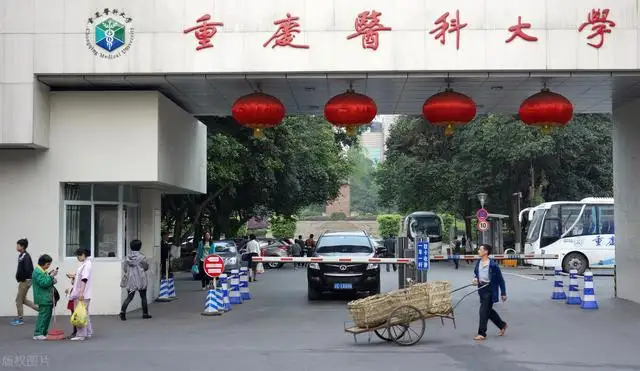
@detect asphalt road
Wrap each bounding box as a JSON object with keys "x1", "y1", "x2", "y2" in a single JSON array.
[{"x1": 1, "y1": 262, "x2": 639, "y2": 371}]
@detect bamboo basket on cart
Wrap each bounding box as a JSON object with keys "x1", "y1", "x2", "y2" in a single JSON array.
[{"x1": 347, "y1": 281, "x2": 453, "y2": 329}]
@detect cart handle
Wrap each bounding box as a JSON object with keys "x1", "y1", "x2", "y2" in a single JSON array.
[{"x1": 451, "y1": 284, "x2": 489, "y2": 311}]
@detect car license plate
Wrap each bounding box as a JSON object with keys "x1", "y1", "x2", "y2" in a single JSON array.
[{"x1": 334, "y1": 283, "x2": 353, "y2": 290}]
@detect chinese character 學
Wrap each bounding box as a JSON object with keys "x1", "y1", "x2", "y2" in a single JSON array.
[
  {"x1": 506, "y1": 16, "x2": 538, "y2": 43},
  {"x1": 263, "y1": 13, "x2": 309, "y2": 49},
  {"x1": 346, "y1": 10, "x2": 392, "y2": 51},
  {"x1": 183, "y1": 14, "x2": 224, "y2": 51},
  {"x1": 429, "y1": 10, "x2": 467, "y2": 50},
  {"x1": 578, "y1": 8, "x2": 616, "y2": 49}
]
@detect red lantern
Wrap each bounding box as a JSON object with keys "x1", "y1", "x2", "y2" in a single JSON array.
[
  {"x1": 232, "y1": 92, "x2": 285, "y2": 138},
  {"x1": 519, "y1": 89, "x2": 573, "y2": 134},
  {"x1": 324, "y1": 89, "x2": 377, "y2": 136},
  {"x1": 422, "y1": 88, "x2": 476, "y2": 136}
]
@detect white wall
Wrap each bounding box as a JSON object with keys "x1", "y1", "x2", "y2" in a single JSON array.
[
  {"x1": 0, "y1": 91, "x2": 206, "y2": 315},
  {"x1": 157, "y1": 94, "x2": 208, "y2": 193},
  {"x1": 612, "y1": 99, "x2": 640, "y2": 304}
]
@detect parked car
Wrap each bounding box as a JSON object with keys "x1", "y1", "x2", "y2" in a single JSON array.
[
  {"x1": 191, "y1": 240, "x2": 242, "y2": 280},
  {"x1": 307, "y1": 231, "x2": 380, "y2": 300},
  {"x1": 260, "y1": 241, "x2": 292, "y2": 269}
]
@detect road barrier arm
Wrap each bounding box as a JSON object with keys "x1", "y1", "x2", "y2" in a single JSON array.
[{"x1": 251, "y1": 254, "x2": 558, "y2": 264}]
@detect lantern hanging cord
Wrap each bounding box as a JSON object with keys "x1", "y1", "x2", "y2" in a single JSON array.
[{"x1": 255, "y1": 83, "x2": 262, "y2": 93}]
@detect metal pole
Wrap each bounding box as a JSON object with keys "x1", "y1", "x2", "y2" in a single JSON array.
[
  {"x1": 540, "y1": 249, "x2": 546, "y2": 280},
  {"x1": 614, "y1": 264, "x2": 617, "y2": 298}
]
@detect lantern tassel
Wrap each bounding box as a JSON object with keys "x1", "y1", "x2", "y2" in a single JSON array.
[
  {"x1": 540, "y1": 125, "x2": 552, "y2": 135},
  {"x1": 444, "y1": 124, "x2": 455, "y2": 136},
  {"x1": 253, "y1": 128, "x2": 264, "y2": 138},
  {"x1": 345, "y1": 127, "x2": 357, "y2": 136}
]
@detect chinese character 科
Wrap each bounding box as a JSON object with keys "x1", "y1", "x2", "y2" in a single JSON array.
[
  {"x1": 578, "y1": 8, "x2": 616, "y2": 49},
  {"x1": 429, "y1": 10, "x2": 468, "y2": 50},
  {"x1": 593, "y1": 235, "x2": 603, "y2": 247},
  {"x1": 506, "y1": 16, "x2": 538, "y2": 43},
  {"x1": 607, "y1": 235, "x2": 615, "y2": 246},
  {"x1": 263, "y1": 13, "x2": 309, "y2": 49},
  {"x1": 183, "y1": 14, "x2": 224, "y2": 51},
  {"x1": 346, "y1": 10, "x2": 392, "y2": 51}
]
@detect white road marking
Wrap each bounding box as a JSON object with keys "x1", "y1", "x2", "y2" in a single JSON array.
[{"x1": 504, "y1": 272, "x2": 538, "y2": 281}]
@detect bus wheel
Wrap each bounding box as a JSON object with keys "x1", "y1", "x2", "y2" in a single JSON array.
[{"x1": 563, "y1": 252, "x2": 588, "y2": 275}]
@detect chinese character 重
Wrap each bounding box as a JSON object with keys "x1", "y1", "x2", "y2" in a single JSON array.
[
  {"x1": 184, "y1": 14, "x2": 224, "y2": 51},
  {"x1": 263, "y1": 13, "x2": 309, "y2": 49},
  {"x1": 578, "y1": 8, "x2": 615, "y2": 49},
  {"x1": 593, "y1": 235, "x2": 603, "y2": 247},
  {"x1": 429, "y1": 10, "x2": 468, "y2": 50},
  {"x1": 506, "y1": 16, "x2": 538, "y2": 43},
  {"x1": 346, "y1": 10, "x2": 392, "y2": 51}
]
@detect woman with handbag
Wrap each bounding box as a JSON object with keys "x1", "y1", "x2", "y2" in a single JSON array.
[
  {"x1": 68, "y1": 248, "x2": 93, "y2": 341},
  {"x1": 120, "y1": 239, "x2": 152, "y2": 321}
]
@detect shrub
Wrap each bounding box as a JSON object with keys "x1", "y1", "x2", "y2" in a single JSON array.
[
  {"x1": 377, "y1": 214, "x2": 402, "y2": 238},
  {"x1": 269, "y1": 215, "x2": 297, "y2": 238},
  {"x1": 329, "y1": 212, "x2": 347, "y2": 220}
]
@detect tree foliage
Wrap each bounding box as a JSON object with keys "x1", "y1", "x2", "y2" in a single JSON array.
[
  {"x1": 348, "y1": 146, "x2": 380, "y2": 215},
  {"x1": 163, "y1": 115, "x2": 351, "y2": 242},
  {"x1": 377, "y1": 214, "x2": 402, "y2": 238},
  {"x1": 377, "y1": 114, "x2": 614, "y2": 228},
  {"x1": 269, "y1": 215, "x2": 297, "y2": 238}
]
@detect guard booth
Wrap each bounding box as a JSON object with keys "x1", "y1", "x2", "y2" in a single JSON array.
[{"x1": 476, "y1": 213, "x2": 509, "y2": 254}]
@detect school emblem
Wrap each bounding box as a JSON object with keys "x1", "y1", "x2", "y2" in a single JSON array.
[{"x1": 85, "y1": 8, "x2": 135, "y2": 59}]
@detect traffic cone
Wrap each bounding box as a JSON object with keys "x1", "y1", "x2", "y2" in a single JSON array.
[
  {"x1": 581, "y1": 271, "x2": 599, "y2": 310},
  {"x1": 551, "y1": 266, "x2": 567, "y2": 300},
  {"x1": 240, "y1": 267, "x2": 252, "y2": 301},
  {"x1": 229, "y1": 269, "x2": 243, "y2": 305},
  {"x1": 219, "y1": 274, "x2": 232, "y2": 312},
  {"x1": 167, "y1": 277, "x2": 177, "y2": 300},
  {"x1": 566, "y1": 269, "x2": 582, "y2": 305},
  {"x1": 156, "y1": 279, "x2": 172, "y2": 302},
  {"x1": 201, "y1": 289, "x2": 222, "y2": 316}
]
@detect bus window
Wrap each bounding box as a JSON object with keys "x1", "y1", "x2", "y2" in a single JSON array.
[
  {"x1": 566, "y1": 205, "x2": 597, "y2": 237},
  {"x1": 598, "y1": 205, "x2": 615, "y2": 234},
  {"x1": 526, "y1": 210, "x2": 545, "y2": 243},
  {"x1": 558, "y1": 205, "x2": 583, "y2": 235},
  {"x1": 540, "y1": 218, "x2": 561, "y2": 248}
]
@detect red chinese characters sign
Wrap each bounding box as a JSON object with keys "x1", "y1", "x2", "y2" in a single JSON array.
[
  {"x1": 264, "y1": 13, "x2": 309, "y2": 49},
  {"x1": 184, "y1": 8, "x2": 619, "y2": 52},
  {"x1": 346, "y1": 10, "x2": 392, "y2": 51},
  {"x1": 506, "y1": 16, "x2": 538, "y2": 43},
  {"x1": 184, "y1": 14, "x2": 224, "y2": 51},
  {"x1": 578, "y1": 8, "x2": 615, "y2": 49},
  {"x1": 429, "y1": 10, "x2": 467, "y2": 50}
]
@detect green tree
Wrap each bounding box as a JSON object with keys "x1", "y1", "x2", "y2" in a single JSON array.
[
  {"x1": 348, "y1": 146, "x2": 380, "y2": 215},
  {"x1": 269, "y1": 215, "x2": 297, "y2": 238},
  {"x1": 377, "y1": 214, "x2": 402, "y2": 238}
]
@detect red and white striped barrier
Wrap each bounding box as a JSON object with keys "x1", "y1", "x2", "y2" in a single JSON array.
[{"x1": 251, "y1": 254, "x2": 558, "y2": 264}]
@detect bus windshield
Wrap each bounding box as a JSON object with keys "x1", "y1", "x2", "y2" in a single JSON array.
[
  {"x1": 526, "y1": 209, "x2": 545, "y2": 243},
  {"x1": 414, "y1": 217, "x2": 442, "y2": 237}
]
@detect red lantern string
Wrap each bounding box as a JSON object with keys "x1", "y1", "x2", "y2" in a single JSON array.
[
  {"x1": 519, "y1": 88, "x2": 573, "y2": 134},
  {"x1": 232, "y1": 92, "x2": 285, "y2": 138},
  {"x1": 422, "y1": 89, "x2": 476, "y2": 136}
]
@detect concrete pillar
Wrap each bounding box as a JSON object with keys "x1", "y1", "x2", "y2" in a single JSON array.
[{"x1": 613, "y1": 99, "x2": 640, "y2": 303}]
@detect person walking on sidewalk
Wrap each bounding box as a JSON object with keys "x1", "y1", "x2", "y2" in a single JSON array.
[
  {"x1": 120, "y1": 239, "x2": 152, "y2": 321},
  {"x1": 11, "y1": 238, "x2": 38, "y2": 326},
  {"x1": 472, "y1": 244, "x2": 507, "y2": 341},
  {"x1": 32, "y1": 254, "x2": 57, "y2": 340},
  {"x1": 246, "y1": 234, "x2": 260, "y2": 282}
]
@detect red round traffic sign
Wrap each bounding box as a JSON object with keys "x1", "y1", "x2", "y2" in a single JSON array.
[
  {"x1": 477, "y1": 220, "x2": 489, "y2": 232},
  {"x1": 476, "y1": 208, "x2": 488, "y2": 220},
  {"x1": 203, "y1": 254, "x2": 225, "y2": 278}
]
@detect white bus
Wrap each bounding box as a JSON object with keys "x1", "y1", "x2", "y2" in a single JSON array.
[
  {"x1": 521, "y1": 197, "x2": 614, "y2": 274},
  {"x1": 403, "y1": 211, "x2": 445, "y2": 257}
]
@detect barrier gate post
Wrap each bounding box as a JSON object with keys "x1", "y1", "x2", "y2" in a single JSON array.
[{"x1": 397, "y1": 237, "x2": 409, "y2": 289}]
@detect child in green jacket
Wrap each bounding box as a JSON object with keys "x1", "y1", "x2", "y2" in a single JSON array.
[{"x1": 32, "y1": 254, "x2": 58, "y2": 340}]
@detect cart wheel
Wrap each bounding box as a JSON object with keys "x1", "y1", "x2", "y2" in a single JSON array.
[
  {"x1": 387, "y1": 305, "x2": 425, "y2": 346},
  {"x1": 374, "y1": 328, "x2": 396, "y2": 342}
]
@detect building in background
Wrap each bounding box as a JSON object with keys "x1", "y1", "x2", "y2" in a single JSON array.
[{"x1": 325, "y1": 183, "x2": 351, "y2": 217}]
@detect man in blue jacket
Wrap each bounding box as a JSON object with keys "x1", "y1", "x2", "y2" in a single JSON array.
[{"x1": 472, "y1": 244, "x2": 507, "y2": 341}]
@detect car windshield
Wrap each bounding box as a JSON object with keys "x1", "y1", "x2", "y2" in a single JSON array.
[
  {"x1": 212, "y1": 242, "x2": 237, "y2": 254},
  {"x1": 316, "y1": 235, "x2": 373, "y2": 254}
]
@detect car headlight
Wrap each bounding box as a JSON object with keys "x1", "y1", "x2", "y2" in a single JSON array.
[
  {"x1": 367, "y1": 264, "x2": 378, "y2": 270},
  {"x1": 309, "y1": 263, "x2": 320, "y2": 270},
  {"x1": 225, "y1": 257, "x2": 237, "y2": 265}
]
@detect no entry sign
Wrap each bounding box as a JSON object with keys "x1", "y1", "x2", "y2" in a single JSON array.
[{"x1": 203, "y1": 254, "x2": 225, "y2": 278}]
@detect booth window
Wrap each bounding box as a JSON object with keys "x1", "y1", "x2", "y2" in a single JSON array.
[{"x1": 63, "y1": 184, "x2": 140, "y2": 259}]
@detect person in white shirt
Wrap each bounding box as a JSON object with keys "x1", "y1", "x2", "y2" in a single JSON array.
[{"x1": 245, "y1": 234, "x2": 261, "y2": 282}]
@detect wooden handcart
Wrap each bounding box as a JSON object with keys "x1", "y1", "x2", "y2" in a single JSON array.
[{"x1": 344, "y1": 284, "x2": 487, "y2": 346}]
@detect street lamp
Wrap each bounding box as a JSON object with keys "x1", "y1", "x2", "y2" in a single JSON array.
[{"x1": 477, "y1": 193, "x2": 488, "y2": 208}]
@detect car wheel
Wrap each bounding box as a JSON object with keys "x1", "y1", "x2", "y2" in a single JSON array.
[
  {"x1": 267, "y1": 262, "x2": 281, "y2": 269},
  {"x1": 308, "y1": 284, "x2": 321, "y2": 301},
  {"x1": 563, "y1": 252, "x2": 588, "y2": 275}
]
